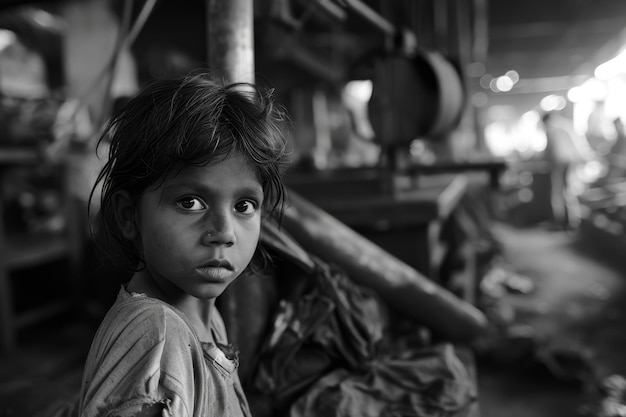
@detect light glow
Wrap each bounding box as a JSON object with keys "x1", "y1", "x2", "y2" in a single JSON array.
[
  {"x1": 595, "y1": 48, "x2": 626, "y2": 80},
  {"x1": 540, "y1": 94, "x2": 566, "y2": 112},
  {"x1": 495, "y1": 75, "x2": 514, "y2": 92},
  {"x1": 344, "y1": 80, "x2": 373, "y2": 102},
  {"x1": 0, "y1": 29, "x2": 16, "y2": 53}
]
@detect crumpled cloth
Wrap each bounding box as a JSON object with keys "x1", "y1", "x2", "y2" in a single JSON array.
[
  {"x1": 248, "y1": 251, "x2": 476, "y2": 417},
  {"x1": 290, "y1": 344, "x2": 474, "y2": 417},
  {"x1": 250, "y1": 261, "x2": 387, "y2": 412}
]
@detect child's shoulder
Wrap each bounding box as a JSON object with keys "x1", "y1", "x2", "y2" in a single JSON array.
[
  {"x1": 98, "y1": 286, "x2": 198, "y2": 347},
  {"x1": 81, "y1": 288, "x2": 208, "y2": 414}
]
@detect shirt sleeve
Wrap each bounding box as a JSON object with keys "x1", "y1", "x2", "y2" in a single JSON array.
[{"x1": 79, "y1": 301, "x2": 205, "y2": 417}]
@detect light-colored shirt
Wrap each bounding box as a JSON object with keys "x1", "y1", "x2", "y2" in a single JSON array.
[{"x1": 78, "y1": 286, "x2": 251, "y2": 417}]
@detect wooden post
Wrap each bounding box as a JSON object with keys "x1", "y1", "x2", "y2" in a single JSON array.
[{"x1": 206, "y1": 0, "x2": 255, "y2": 84}]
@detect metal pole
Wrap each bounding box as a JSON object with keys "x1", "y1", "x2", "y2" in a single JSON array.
[
  {"x1": 206, "y1": 0, "x2": 255, "y2": 83},
  {"x1": 206, "y1": 0, "x2": 261, "y2": 379}
]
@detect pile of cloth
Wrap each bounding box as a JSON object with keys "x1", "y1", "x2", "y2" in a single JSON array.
[{"x1": 243, "y1": 221, "x2": 477, "y2": 417}]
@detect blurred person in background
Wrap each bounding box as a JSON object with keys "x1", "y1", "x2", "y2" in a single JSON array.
[{"x1": 541, "y1": 111, "x2": 594, "y2": 231}]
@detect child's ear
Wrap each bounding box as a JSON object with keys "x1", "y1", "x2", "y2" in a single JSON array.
[{"x1": 112, "y1": 191, "x2": 137, "y2": 239}]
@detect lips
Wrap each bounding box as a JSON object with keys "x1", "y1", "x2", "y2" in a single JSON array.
[
  {"x1": 200, "y1": 259, "x2": 234, "y2": 270},
  {"x1": 196, "y1": 259, "x2": 235, "y2": 283}
]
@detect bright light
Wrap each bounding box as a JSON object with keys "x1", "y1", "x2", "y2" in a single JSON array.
[
  {"x1": 484, "y1": 71, "x2": 519, "y2": 92},
  {"x1": 568, "y1": 77, "x2": 607, "y2": 103},
  {"x1": 342, "y1": 80, "x2": 376, "y2": 142},
  {"x1": 495, "y1": 75, "x2": 514, "y2": 92},
  {"x1": 568, "y1": 77, "x2": 608, "y2": 133},
  {"x1": 505, "y1": 70, "x2": 520, "y2": 83},
  {"x1": 483, "y1": 108, "x2": 547, "y2": 158},
  {"x1": 344, "y1": 80, "x2": 373, "y2": 102},
  {"x1": 521, "y1": 110, "x2": 540, "y2": 125},
  {"x1": 605, "y1": 77, "x2": 626, "y2": 122},
  {"x1": 484, "y1": 121, "x2": 512, "y2": 157},
  {"x1": 0, "y1": 29, "x2": 16, "y2": 53},
  {"x1": 521, "y1": 110, "x2": 547, "y2": 153},
  {"x1": 540, "y1": 94, "x2": 566, "y2": 111},
  {"x1": 595, "y1": 48, "x2": 626, "y2": 80},
  {"x1": 568, "y1": 86, "x2": 584, "y2": 103},
  {"x1": 573, "y1": 99, "x2": 595, "y2": 135}
]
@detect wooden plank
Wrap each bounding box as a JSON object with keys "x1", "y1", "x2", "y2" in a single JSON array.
[{"x1": 281, "y1": 190, "x2": 488, "y2": 342}]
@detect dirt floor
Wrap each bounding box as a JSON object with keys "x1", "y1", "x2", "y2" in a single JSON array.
[{"x1": 476, "y1": 222, "x2": 626, "y2": 417}]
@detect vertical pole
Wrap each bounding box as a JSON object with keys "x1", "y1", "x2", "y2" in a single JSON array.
[
  {"x1": 206, "y1": 0, "x2": 266, "y2": 381},
  {"x1": 206, "y1": 0, "x2": 255, "y2": 84}
]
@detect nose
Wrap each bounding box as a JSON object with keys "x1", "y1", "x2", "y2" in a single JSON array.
[{"x1": 202, "y1": 209, "x2": 236, "y2": 246}]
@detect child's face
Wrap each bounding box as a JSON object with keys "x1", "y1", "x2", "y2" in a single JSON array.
[{"x1": 134, "y1": 153, "x2": 263, "y2": 300}]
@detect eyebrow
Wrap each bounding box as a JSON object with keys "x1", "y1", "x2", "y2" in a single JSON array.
[{"x1": 161, "y1": 181, "x2": 264, "y2": 198}]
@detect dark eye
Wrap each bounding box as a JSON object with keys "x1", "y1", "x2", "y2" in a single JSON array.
[
  {"x1": 177, "y1": 197, "x2": 205, "y2": 211},
  {"x1": 234, "y1": 200, "x2": 257, "y2": 215}
]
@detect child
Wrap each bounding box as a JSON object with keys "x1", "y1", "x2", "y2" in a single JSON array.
[{"x1": 78, "y1": 73, "x2": 289, "y2": 416}]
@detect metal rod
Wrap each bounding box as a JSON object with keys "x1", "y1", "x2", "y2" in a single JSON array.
[{"x1": 206, "y1": 0, "x2": 255, "y2": 83}]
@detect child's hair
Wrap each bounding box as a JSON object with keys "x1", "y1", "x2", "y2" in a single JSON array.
[{"x1": 89, "y1": 73, "x2": 290, "y2": 272}]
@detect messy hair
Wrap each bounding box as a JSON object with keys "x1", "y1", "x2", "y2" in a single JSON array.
[{"x1": 89, "y1": 73, "x2": 290, "y2": 272}]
